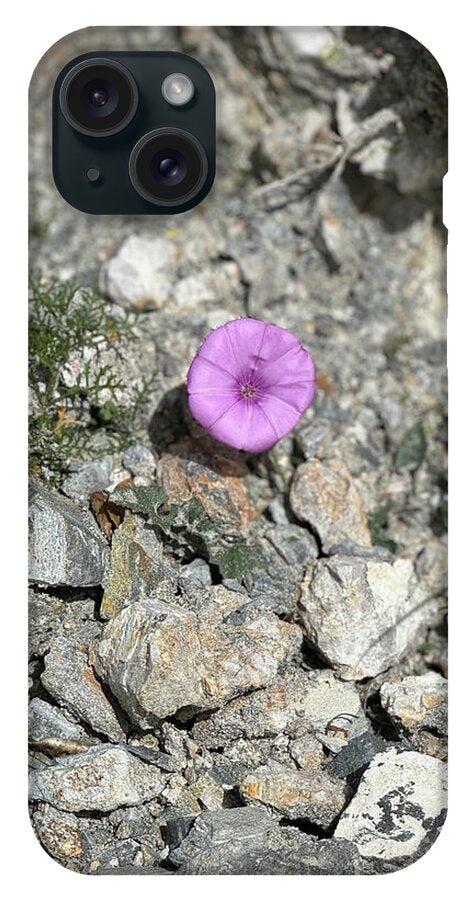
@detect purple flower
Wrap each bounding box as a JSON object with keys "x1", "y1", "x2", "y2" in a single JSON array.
[{"x1": 187, "y1": 318, "x2": 316, "y2": 452}]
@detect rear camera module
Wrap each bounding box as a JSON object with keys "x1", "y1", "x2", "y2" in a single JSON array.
[
  {"x1": 59, "y1": 58, "x2": 139, "y2": 137},
  {"x1": 129, "y1": 127, "x2": 208, "y2": 207}
]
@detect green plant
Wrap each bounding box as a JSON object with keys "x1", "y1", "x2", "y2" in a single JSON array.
[
  {"x1": 29, "y1": 279, "x2": 156, "y2": 485},
  {"x1": 109, "y1": 482, "x2": 266, "y2": 580},
  {"x1": 368, "y1": 503, "x2": 398, "y2": 554}
]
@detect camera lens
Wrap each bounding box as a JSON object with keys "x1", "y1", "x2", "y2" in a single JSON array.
[
  {"x1": 59, "y1": 58, "x2": 138, "y2": 137},
  {"x1": 129, "y1": 128, "x2": 208, "y2": 207},
  {"x1": 90, "y1": 88, "x2": 108, "y2": 107},
  {"x1": 159, "y1": 157, "x2": 179, "y2": 178}
]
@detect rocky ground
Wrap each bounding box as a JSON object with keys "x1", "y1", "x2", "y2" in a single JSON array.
[{"x1": 28, "y1": 26, "x2": 447, "y2": 874}]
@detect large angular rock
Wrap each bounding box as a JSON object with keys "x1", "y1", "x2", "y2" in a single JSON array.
[
  {"x1": 169, "y1": 806, "x2": 363, "y2": 875},
  {"x1": 290, "y1": 458, "x2": 371, "y2": 553},
  {"x1": 298, "y1": 556, "x2": 437, "y2": 679},
  {"x1": 240, "y1": 760, "x2": 349, "y2": 828},
  {"x1": 110, "y1": 439, "x2": 270, "y2": 563},
  {"x1": 42, "y1": 635, "x2": 125, "y2": 741},
  {"x1": 91, "y1": 600, "x2": 302, "y2": 727},
  {"x1": 100, "y1": 513, "x2": 177, "y2": 619},
  {"x1": 29, "y1": 480, "x2": 109, "y2": 586},
  {"x1": 334, "y1": 749, "x2": 447, "y2": 866},
  {"x1": 193, "y1": 669, "x2": 363, "y2": 749},
  {"x1": 99, "y1": 234, "x2": 174, "y2": 309},
  {"x1": 29, "y1": 745, "x2": 170, "y2": 812}
]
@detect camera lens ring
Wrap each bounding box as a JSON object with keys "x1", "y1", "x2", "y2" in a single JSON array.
[
  {"x1": 59, "y1": 57, "x2": 139, "y2": 137},
  {"x1": 129, "y1": 127, "x2": 209, "y2": 207}
]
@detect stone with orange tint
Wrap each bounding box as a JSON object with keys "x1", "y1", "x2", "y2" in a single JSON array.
[
  {"x1": 156, "y1": 438, "x2": 267, "y2": 544},
  {"x1": 290, "y1": 457, "x2": 371, "y2": 553},
  {"x1": 240, "y1": 760, "x2": 349, "y2": 828},
  {"x1": 91, "y1": 599, "x2": 302, "y2": 728}
]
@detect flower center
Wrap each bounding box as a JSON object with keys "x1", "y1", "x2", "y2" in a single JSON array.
[{"x1": 241, "y1": 382, "x2": 256, "y2": 399}]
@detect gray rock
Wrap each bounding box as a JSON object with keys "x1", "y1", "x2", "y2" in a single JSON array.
[
  {"x1": 122, "y1": 444, "x2": 156, "y2": 478},
  {"x1": 91, "y1": 599, "x2": 302, "y2": 727},
  {"x1": 99, "y1": 235, "x2": 174, "y2": 309},
  {"x1": 380, "y1": 672, "x2": 448, "y2": 736},
  {"x1": 334, "y1": 749, "x2": 447, "y2": 865},
  {"x1": 298, "y1": 556, "x2": 437, "y2": 679},
  {"x1": 29, "y1": 480, "x2": 109, "y2": 586},
  {"x1": 28, "y1": 589, "x2": 64, "y2": 657},
  {"x1": 29, "y1": 745, "x2": 170, "y2": 812},
  {"x1": 240, "y1": 760, "x2": 349, "y2": 828},
  {"x1": 263, "y1": 523, "x2": 318, "y2": 567},
  {"x1": 169, "y1": 806, "x2": 363, "y2": 874},
  {"x1": 62, "y1": 457, "x2": 114, "y2": 501},
  {"x1": 193, "y1": 668, "x2": 363, "y2": 749},
  {"x1": 242, "y1": 525, "x2": 318, "y2": 617},
  {"x1": 41, "y1": 635, "x2": 125, "y2": 741},
  {"x1": 290, "y1": 458, "x2": 371, "y2": 553},
  {"x1": 28, "y1": 698, "x2": 92, "y2": 748},
  {"x1": 178, "y1": 558, "x2": 212, "y2": 594}
]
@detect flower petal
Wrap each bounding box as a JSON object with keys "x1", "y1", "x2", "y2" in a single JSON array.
[
  {"x1": 209, "y1": 398, "x2": 282, "y2": 453},
  {"x1": 189, "y1": 391, "x2": 241, "y2": 431},
  {"x1": 265, "y1": 379, "x2": 316, "y2": 415}
]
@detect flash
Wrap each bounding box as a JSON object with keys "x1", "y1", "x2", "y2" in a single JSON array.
[{"x1": 161, "y1": 73, "x2": 195, "y2": 107}]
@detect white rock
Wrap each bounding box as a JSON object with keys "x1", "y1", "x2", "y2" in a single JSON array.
[
  {"x1": 99, "y1": 235, "x2": 174, "y2": 308},
  {"x1": 299, "y1": 556, "x2": 437, "y2": 680},
  {"x1": 335, "y1": 749, "x2": 447, "y2": 862},
  {"x1": 278, "y1": 26, "x2": 337, "y2": 59}
]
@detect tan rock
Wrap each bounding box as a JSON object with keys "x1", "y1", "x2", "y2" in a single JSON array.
[
  {"x1": 91, "y1": 599, "x2": 302, "y2": 728},
  {"x1": 380, "y1": 672, "x2": 447, "y2": 733},
  {"x1": 241, "y1": 760, "x2": 348, "y2": 828},
  {"x1": 157, "y1": 439, "x2": 260, "y2": 540},
  {"x1": 32, "y1": 805, "x2": 82, "y2": 861},
  {"x1": 290, "y1": 457, "x2": 371, "y2": 552}
]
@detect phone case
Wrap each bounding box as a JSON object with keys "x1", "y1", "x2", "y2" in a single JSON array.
[{"x1": 28, "y1": 26, "x2": 448, "y2": 875}]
